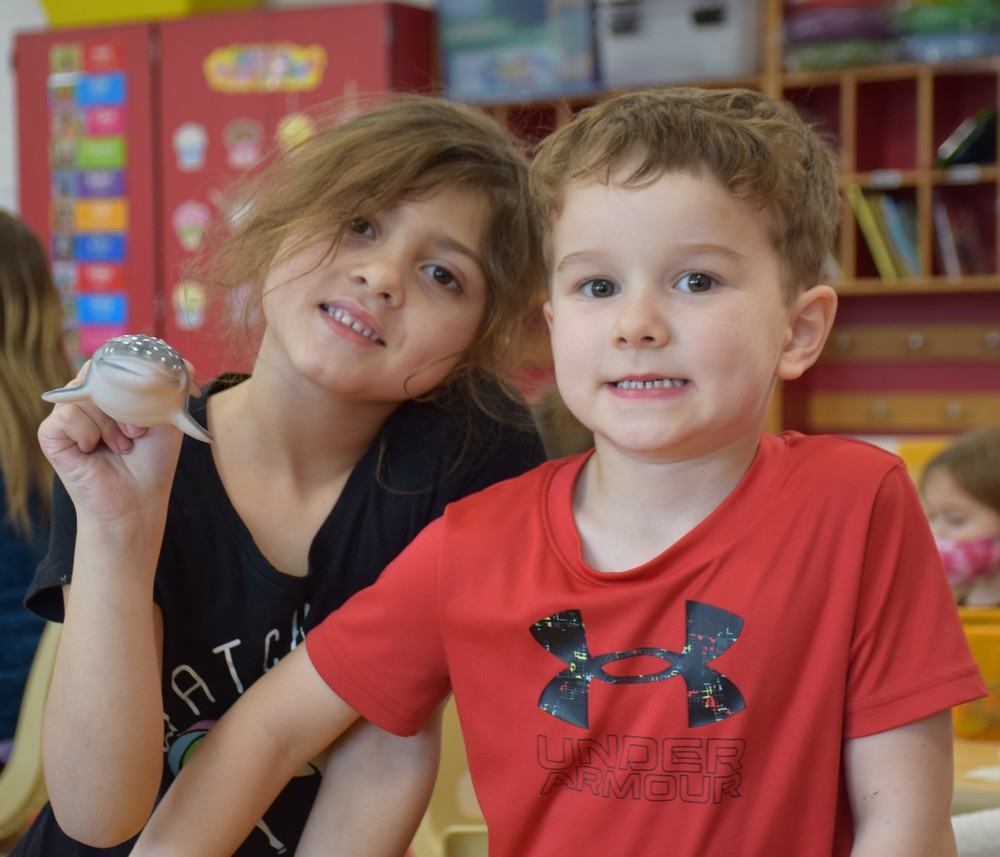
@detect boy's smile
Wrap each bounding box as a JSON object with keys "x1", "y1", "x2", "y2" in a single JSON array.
[{"x1": 544, "y1": 169, "x2": 824, "y2": 465}]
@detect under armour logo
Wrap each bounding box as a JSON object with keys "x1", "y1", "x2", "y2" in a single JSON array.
[{"x1": 530, "y1": 601, "x2": 745, "y2": 729}]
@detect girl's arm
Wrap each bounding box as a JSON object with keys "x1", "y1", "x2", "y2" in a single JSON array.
[
  {"x1": 38, "y1": 387, "x2": 182, "y2": 845},
  {"x1": 296, "y1": 710, "x2": 443, "y2": 857},
  {"x1": 133, "y1": 644, "x2": 362, "y2": 856},
  {"x1": 845, "y1": 710, "x2": 957, "y2": 857}
]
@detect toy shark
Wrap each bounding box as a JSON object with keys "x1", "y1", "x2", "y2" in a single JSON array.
[{"x1": 42, "y1": 334, "x2": 214, "y2": 443}]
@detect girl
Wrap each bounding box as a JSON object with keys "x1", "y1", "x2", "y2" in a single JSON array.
[
  {"x1": 0, "y1": 211, "x2": 73, "y2": 763},
  {"x1": 921, "y1": 428, "x2": 1000, "y2": 606},
  {"x1": 14, "y1": 95, "x2": 546, "y2": 857}
]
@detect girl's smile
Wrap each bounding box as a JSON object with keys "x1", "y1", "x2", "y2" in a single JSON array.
[{"x1": 321, "y1": 302, "x2": 385, "y2": 346}]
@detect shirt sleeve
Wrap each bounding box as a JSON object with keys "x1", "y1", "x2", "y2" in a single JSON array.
[
  {"x1": 844, "y1": 461, "x2": 987, "y2": 739},
  {"x1": 306, "y1": 515, "x2": 452, "y2": 737},
  {"x1": 24, "y1": 476, "x2": 75, "y2": 622}
]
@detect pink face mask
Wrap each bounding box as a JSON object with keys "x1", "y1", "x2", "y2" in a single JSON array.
[{"x1": 936, "y1": 534, "x2": 1000, "y2": 589}]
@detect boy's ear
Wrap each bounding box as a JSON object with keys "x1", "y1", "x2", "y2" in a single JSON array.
[{"x1": 777, "y1": 284, "x2": 838, "y2": 381}]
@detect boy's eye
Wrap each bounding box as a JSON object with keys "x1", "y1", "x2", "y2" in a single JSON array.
[
  {"x1": 581, "y1": 278, "x2": 618, "y2": 299},
  {"x1": 347, "y1": 217, "x2": 374, "y2": 237},
  {"x1": 676, "y1": 272, "x2": 718, "y2": 293},
  {"x1": 421, "y1": 263, "x2": 461, "y2": 291}
]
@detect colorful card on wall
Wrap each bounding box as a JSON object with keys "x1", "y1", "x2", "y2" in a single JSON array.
[{"x1": 47, "y1": 39, "x2": 130, "y2": 348}]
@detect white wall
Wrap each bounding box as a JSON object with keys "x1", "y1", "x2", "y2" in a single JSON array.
[
  {"x1": 1, "y1": 0, "x2": 47, "y2": 213},
  {"x1": 0, "y1": 0, "x2": 436, "y2": 214}
]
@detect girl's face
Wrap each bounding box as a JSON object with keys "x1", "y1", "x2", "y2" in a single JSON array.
[
  {"x1": 259, "y1": 183, "x2": 491, "y2": 405},
  {"x1": 923, "y1": 466, "x2": 1000, "y2": 542}
]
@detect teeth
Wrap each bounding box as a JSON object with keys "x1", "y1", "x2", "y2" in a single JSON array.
[
  {"x1": 615, "y1": 379, "x2": 686, "y2": 389},
  {"x1": 325, "y1": 306, "x2": 383, "y2": 343}
]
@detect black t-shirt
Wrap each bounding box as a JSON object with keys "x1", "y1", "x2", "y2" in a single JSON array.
[{"x1": 16, "y1": 375, "x2": 545, "y2": 856}]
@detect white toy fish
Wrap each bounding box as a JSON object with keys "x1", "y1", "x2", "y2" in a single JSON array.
[{"x1": 42, "y1": 334, "x2": 214, "y2": 443}]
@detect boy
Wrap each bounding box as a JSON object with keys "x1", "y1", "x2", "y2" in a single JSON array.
[{"x1": 134, "y1": 88, "x2": 986, "y2": 856}]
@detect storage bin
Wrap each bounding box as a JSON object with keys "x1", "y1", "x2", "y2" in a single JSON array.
[
  {"x1": 898, "y1": 1, "x2": 1000, "y2": 36},
  {"x1": 785, "y1": 0, "x2": 891, "y2": 7},
  {"x1": 785, "y1": 38, "x2": 902, "y2": 72},
  {"x1": 596, "y1": 0, "x2": 762, "y2": 89},
  {"x1": 784, "y1": 6, "x2": 897, "y2": 45},
  {"x1": 905, "y1": 31, "x2": 1000, "y2": 63},
  {"x1": 439, "y1": 0, "x2": 598, "y2": 103}
]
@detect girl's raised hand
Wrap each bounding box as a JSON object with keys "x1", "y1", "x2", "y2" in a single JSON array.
[{"x1": 38, "y1": 361, "x2": 187, "y2": 527}]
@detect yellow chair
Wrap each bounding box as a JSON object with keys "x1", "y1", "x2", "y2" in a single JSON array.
[
  {"x1": 410, "y1": 696, "x2": 487, "y2": 857},
  {"x1": 959, "y1": 607, "x2": 1000, "y2": 626},
  {"x1": 0, "y1": 622, "x2": 60, "y2": 844},
  {"x1": 955, "y1": 612, "x2": 1000, "y2": 741}
]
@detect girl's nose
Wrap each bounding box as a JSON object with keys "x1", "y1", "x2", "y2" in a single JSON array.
[{"x1": 351, "y1": 256, "x2": 404, "y2": 306}]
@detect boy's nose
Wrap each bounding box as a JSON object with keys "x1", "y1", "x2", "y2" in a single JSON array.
[{"x1": 614, "y1": 293, "x2": 669, "y2": 347}]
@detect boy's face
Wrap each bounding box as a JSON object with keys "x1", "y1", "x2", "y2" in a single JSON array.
[{"x1": 543, "y1": 169, "x2": 816, "y2": 464}]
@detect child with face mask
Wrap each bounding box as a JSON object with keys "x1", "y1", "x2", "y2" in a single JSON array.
[{"x1": 922, "y1": 429, "x2": 1000, "y2": 606}]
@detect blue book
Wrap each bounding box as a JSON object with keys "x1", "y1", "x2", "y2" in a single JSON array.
[{"x1": 878, "y1": 194, "x2": 920, "y2": 278}]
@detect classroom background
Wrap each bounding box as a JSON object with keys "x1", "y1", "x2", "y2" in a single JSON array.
[{"x1": 2, "y1": 1, "x2": 1000, "y2": 854}]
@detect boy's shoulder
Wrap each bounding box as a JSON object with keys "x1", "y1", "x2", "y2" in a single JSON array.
[
  {"x1": 777, "y1": 430, "x2": 901, "y2": 461},
  {"x1": 772, "y1": 430, "x2": 907, "y2": 484}
]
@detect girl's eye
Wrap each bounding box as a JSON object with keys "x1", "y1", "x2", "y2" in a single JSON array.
[
  {"x1": 676, "y1": 272, "x2": 718, "y2": 294},
  {"x1": 421, "y1": 264, "x2": 461, "y2": 291},
  {"x1": 581, "y1": 278, "x2": 618, "y2": 299},
  {"x1": 347, "y1": 217, "x2": 374, "y2": 237}
]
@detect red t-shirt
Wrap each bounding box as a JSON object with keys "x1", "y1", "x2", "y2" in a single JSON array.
[{"x1": 307, "y1": 432, "x2": 986, "y2": 856}]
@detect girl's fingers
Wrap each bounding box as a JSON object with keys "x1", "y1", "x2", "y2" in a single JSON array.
[
  {"x1": 39, "y1": 404, "x2": 103, "y2": 457},
  {"x1": 96, "y1": 411, "x2": 135, "y2": 455},
  {"x1": 40, "y1": 400, "x2": 131, "y2": 457},
  {"x1": 182, "y1": 360, "x2": 204, "y2": 398},
  {"x1": 118, "y1": 423, "x2": 148, "y2": 441}
]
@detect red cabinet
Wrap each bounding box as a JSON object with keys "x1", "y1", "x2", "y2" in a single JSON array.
[{"x1": 15, "y1": 3, "x2": 434, "y2": 380}]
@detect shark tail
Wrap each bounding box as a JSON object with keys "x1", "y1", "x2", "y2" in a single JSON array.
[
  {"x1": 41, "y1": 385, "x2": 88, "y2": 404},
  {"x1": 172, "y1": 411, "x2": 215, "y2": 444}
]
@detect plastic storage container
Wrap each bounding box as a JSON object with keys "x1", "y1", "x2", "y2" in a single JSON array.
[
  {"x1": 595, "y1": 0, "x2": 762, "y2": 89},
  {"x1": 439, "y1": 0, "x2": 598, "y2": 103}
]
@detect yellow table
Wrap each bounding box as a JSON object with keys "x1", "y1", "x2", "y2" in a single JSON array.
[{"x1": 954, "y1": 738, "x2": 1000, "y2": 815}]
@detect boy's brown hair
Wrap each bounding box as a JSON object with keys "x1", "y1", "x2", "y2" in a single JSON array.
[
  {"x1": 192, "y1": 93, "x2": 544, "y2": 401},
  {"x1": 529, "y1": 86, "x2": 842, "y2": 299}
]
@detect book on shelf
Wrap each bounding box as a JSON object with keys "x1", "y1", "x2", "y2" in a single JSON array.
[
  {"x1": 933, "y1": 196, "x2": 990, "y2": 277},
  {"x1": 936, "y1": 106, "x2": 997, "y2": 168},
  {"x1": 933, "y1": 197, "x2": 961, "y2": 278},
  {"x1": 846, "y1": 183, "x2": 898, "y2": 282},
  {"x1": 876, "y1": 193, "x2": 920, "y2": 278},
  {"x1": 823, "y1": 251, "x2": 844, "y2": 284},
  {"x1": 948, "y1": 203, "x2": 990, "y2": 276}
]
